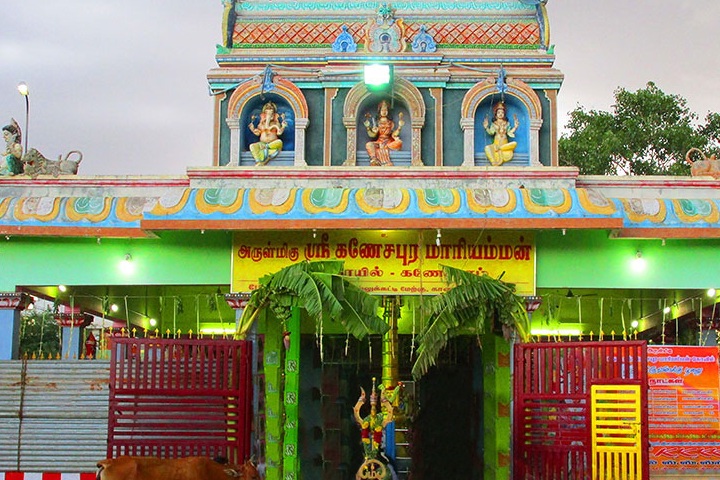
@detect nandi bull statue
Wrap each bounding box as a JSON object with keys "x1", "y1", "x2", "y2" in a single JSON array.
[
  {"x1": 686, "y1": 147, "x2": 720, "y2": 179},
  {"x1": 1, "y1": 118, "x2": 82, "y2": 178},
  {"x1": 22, "y1": 148, "x2": 83, "y2": 178}
]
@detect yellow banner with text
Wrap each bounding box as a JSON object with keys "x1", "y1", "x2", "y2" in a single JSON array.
[{"x1": 231, "y1": 230, "x2": 535, "y2": 296}]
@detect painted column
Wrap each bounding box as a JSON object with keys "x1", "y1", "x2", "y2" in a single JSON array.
[
  {"x1": 293, "y1": 118, "x2": 309, "y2": 166},
  {"x1": 282, "y1": 308, "x2": 301, "y2": 478},
  {"x1": 263, "y1": 314, "x2": 283, "y2": 480},
  {"x1": 226, "y1": 117, "x2": 241, "y2": 166},
  {"x1": 483, "y1": 334, "x2": 512, "y2": 480},
  {"x1": 460, "y1": 118, "x2": 475, "y2": 166},
  {"x1": 0, "y1": 292, "x2": 30, "y2": 360},
  {"x1": 529, "y1": 118, "x2": 544, "y2": 167}
]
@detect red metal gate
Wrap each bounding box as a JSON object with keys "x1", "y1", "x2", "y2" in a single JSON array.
[
  {"x1": 513, "y1": 341, "x2": 649, "y2": 480},
  {"x1": 107, "y1": 337, "x2": 253, "y2": 462}
]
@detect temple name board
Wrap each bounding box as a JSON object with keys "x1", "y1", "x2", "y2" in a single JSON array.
[{"x1": 232, "y1": 230, "x2": 535, "y2": 295}]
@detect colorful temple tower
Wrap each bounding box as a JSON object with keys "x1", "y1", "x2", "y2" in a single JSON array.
[{"x1": 2, "y1": 2, "x2": 720, "y2": 479}]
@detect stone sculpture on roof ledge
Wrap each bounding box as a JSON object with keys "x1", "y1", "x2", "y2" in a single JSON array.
[
  {"x1": 686, "y1": 148, "x2": 720, "y2": 179},
  {"x1": 1, "y1": 118, "x2": 82, "y2": 178}
]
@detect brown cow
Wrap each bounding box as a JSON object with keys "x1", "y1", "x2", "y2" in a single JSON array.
[{"x1": 96, "y1": 456, "x2": 261, "y2": 480}]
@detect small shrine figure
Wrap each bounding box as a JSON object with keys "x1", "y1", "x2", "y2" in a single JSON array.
[
  {"x1": 1, "y1": 119, "x2": 23, "y2": 176},
  {"x1": 364, "y1": 100, "x2": 404, "y2": 167},
  {"x1": 247, "y1": 101, "x2": 287, "y2": 166},
  {"x1": 483, "y1": 101, "x2": 519, "y2": 166},
  {"x1": 353, "y1": 378, "x2": 397, "y2": 480}
]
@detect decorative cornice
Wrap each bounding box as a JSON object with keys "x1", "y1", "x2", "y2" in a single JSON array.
[
  {"x1": 0, "y1": 292, "x2": 31, "y2": 310},
  {"x1": 54, "y1": 312, "x2": 94, "y2": 328},
  {"x1": 225, "y1": 292, "x2": 252, "y2": 310}
]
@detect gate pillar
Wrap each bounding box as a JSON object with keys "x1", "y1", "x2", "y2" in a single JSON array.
[
  {"x1": 484, "y1": 334, "x2": 513, "y2": 479},
  {"x1": 0, "y1": 292, "x2": 30, "y2": 359}
]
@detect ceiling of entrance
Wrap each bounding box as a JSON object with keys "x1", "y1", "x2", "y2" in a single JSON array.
[{"x1": 19, "y1": 284, "x2": 719, "y2": 342}]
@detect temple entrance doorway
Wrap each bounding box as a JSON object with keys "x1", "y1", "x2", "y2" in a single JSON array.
[{"x1": 413, "y1": 344, "x2": 480, "y2": 479}]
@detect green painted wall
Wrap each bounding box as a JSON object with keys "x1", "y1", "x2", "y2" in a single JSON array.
[
  {"x1": 420, "y1": 88, "x2": 436, "y2": 166},
  {"x1": 536, "y1": 230, "x2": 720, "y2": 289},
  {"x1": 0, "y1": 231, "x2": 232, "y2": 291},
  {"x1": 304, "y1": 88, "x2": 325, "y2": 166},
  {"x1": 537, "y1": 89, "x2": 552, "y2": 166},
  {"x1": 219, "y1": 92, "x2": 232, "y2": 166},
  {"x1": 331, "y1": 89, "x2": 350, "y2": 166},
  {"x1": 443, "y1": 89, "x2": 465, "y2": 166},
  {"x1": 3, "y1": 229, "x2": 717, "y2": 292}
]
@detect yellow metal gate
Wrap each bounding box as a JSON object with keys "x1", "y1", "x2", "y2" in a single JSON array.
[
  {"x1": 591, "y1": 384, "x2": 643, "y2": 480},
  {"x1": 513, "y1": 341, "x2": 649, "y2": 480}
]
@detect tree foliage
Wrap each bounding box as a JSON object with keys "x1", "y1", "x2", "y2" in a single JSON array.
[
  {"x1": 559, "y1": 82, "x2": 720, "y2": 175},
  {"x1": 236, "y1": 260, "x2": 389, "y2": 340},
  {"x1": 411, "y1": 265, "x2": 530, "y2": 380},
  {"x1": 19, "y1": 308, "x2": 60, "y2": 359}
]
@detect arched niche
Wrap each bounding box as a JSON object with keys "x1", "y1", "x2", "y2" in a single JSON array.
[
  {"x1": 460, "y1": 78, "x2": 543, "y2": 167},
  {"x1": 343, "y1": 78, "x2": 426, "y2": 166},
  {"x1": 226, "y1": 75, "x2": 309, "y2": 167}
]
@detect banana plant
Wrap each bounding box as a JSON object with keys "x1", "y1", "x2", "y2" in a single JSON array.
[
  {"x1": 236, "y1": 260, "x2": 389, "y2": 339},
  {"x1": 412, "y1": 265, "x2": 531, "y2": 380}
]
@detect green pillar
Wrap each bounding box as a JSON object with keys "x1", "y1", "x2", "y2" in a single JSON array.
[
  {"x1": 483, "y1": 334, "x2": 512, "y2": 480},
  {"x1": 283, "y1": 308, "x2": 301, "y2": 479},
  {"x1": 264, "y1": 315, "x2": 283, "y2": 480}
]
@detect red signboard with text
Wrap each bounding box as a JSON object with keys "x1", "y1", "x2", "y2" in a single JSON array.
[{"x1": 648, "y1": 345, "x2": 720, "y2": 471}]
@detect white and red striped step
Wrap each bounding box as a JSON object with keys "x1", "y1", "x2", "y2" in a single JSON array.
[{"x1": 1, "y1": 474, "x2": 95, "y2": 480}]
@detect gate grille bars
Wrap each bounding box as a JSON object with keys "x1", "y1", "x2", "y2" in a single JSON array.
[{"x1": 513, "y1": 341, "x2": 648, "y2": 480}]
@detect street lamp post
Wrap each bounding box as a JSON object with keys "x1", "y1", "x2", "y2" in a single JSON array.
[{"x1": 17, "y1": 82, "x2": 29, "y2": 154}]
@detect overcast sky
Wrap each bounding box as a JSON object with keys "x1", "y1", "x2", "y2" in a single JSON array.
[{"x1": 2, "y1": 1, "x2": 719, "y2": 176}]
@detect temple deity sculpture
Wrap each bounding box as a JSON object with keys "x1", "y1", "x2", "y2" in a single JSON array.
[
  {"x1": 1, "y1": 119, "x2": 23, "y2": 176},
  {"x1": 353, "y1": 378, "x2": 398, "y2": 480},
  {"x1": 247, "y1": 101, "x2": 287, "y2": 166},
  {"x1": 483, "y1": 101, "x2": 519, "y2": 166},
  {"x1": 364, "y1": 100, "x2": 404, "y2": 166}
]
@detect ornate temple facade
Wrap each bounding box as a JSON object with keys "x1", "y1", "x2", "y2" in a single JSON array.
[{"x1": 1, "y1": 2, "x2": 719, "y2": 479}]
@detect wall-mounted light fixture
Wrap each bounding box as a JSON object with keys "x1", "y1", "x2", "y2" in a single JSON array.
[
  {"x1": 631, "y1": 250, "x2": 646, "y2": 273},
  {"x1": 631, "y1": 320, "x2": 639, "y2": 329},
  {"x1": 120, "y1": 253, "x2": 135, "y2": 274},
  {"x1": 149, "y1": 318, "x2": 157, "y2": 327},
  {"x1": 707, "y1": 288, "x2": 717, "y2": 298},
  {"x1": 58, "y1": 285, "x2": 67, "y2": 293},
  {"x1": 110, "y1": 304, "x2": 119, "y2": 313}
]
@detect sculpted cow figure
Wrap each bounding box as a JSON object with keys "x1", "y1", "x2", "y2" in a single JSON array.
[
  {"x1": 96, "y1": 456, "x2": 261, "y2": 480},
  {"x1": 686, "y1": 147, "x2": 720, "y2": 179},
  {"x1": 22, "y1": 148, "x2": 83, "y2": 178}
]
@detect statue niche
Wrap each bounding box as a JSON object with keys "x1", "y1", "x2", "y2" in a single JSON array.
[
  {"x1": 362, "y1": 99, "x2": 408, "y2": 166},
  {"x1": 461, "y1": 76, "x2": 543, "y2": 167},
  {"x1": 224, "y1": 72, "x2": 308, "y2": 167},
  {"x1": 343, "y1": 78, "x2": 426, "y2": 167},
  {"x1": 475, "y1": 96, "x2": 529, "y2": 166},
  {"x1": 240, "y1": 96, "x2": 295, "y2": 167}
]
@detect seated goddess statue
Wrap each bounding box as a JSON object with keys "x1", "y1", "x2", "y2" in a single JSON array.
[
  {"x1": 483, "y1": 101, "x2": 519, "y2": 166},
  {"x1": 248, "y1": 101, "x2": 287, "y2": 166},
  {"x1": 364, "y1": 100, "x2": 404, "y2": 167}
]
